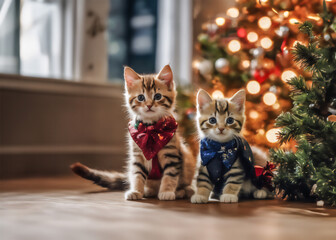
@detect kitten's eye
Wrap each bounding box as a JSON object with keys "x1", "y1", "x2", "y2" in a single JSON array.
[
  {"x1": 226, "y1": 117, "x2": 234, "y2": 124},
  {"x1": 154, "y1": 93, "x2": 162, "y2": 100},
  {"x1": 209, "y1": 117, "x2": 217, "y2": 124},
  {"x1": 137, "y1": 94, "x2": 145, "y2": 102}
]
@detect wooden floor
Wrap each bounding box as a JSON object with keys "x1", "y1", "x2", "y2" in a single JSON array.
[{"x1": 1, "y1": 177, "x2": 336, "y2": 240}]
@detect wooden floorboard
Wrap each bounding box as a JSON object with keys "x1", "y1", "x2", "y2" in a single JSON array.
[{"x1": 1, "y1": 177, "x2": 336, "y2": 240}]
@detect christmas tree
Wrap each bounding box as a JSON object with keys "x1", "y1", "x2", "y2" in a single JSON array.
[
  {"x1": 182, "y1": 0, "x2": 336, "y2": 150},
  {"x1": 270, "y1": 2, "x2": 336, "y2": 206}
]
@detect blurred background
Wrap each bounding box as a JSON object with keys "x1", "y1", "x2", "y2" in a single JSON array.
[{"x1": 0, "y1": 0, "x2": 334, "y2": 179}]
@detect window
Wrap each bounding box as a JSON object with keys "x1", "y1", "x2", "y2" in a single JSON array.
[
  {"x1": 0, "y1": 0, "x2": 19, "y2": 74},
  {"x1": 0, "y1": 0, "x2": 192, "y2": 84},
  {"x1": 107, "y1": 0, "x2": 157, "y2": 81}
]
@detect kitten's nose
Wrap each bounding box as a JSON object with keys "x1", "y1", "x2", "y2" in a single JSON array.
[
  {"x1": 218, "y1": 128, "x2": 224, "y2": 133},
  {"x1": 147, "y1": 105, "x2": 152, "y2": 110}
]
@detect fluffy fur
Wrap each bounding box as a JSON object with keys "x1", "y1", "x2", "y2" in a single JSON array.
[
  {"x1": 71, "y1": 65, "x2": 196, "y2": 201},
  {"x1": 191, "y1": 89, "x2": 268, "y2": 204}
]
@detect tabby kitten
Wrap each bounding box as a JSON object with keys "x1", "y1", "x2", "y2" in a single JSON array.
[
  {"x1": 191, "y1": 89, "x2": 268, "y2": 204},
  {"x1": 71, "y1": 65, "x2": 196, "y2": 201}
]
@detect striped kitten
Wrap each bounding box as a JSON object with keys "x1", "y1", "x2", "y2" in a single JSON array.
[
  {"x1": 191, "y1": 89, "x2": 268, "y2": 204},
  {"x1": 71, "y1": 65, "x2": 196, "y2": 201}
]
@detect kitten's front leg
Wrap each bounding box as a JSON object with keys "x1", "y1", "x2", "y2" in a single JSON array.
[
  {"x1": 191, "y1": 166, "x2": 213, "y2": 204},
  {"x1": 220, "y1": 181, "x2": 243, "y2": 203},
  {"x1": 125, "y1": 153, "x2": 148, "y2": 200},
  {"x1": 158, "y1": 153, "x2": 182, "y2": 201}
]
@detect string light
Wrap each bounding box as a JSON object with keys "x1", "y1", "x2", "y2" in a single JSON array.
[
  {"x1": 260, "y1": 37, "x2": 273, "y2": 49},
  {"x1": 273, "y1": 102, "x2": 280, "y2": 110},
  {"x1": 258, "y1": 0, "x2": 268, "y2": 4},
  {"x1": 247, "y1": 32, "x2": 258, "y2": 43},
  {"x1": 227, "y1": 8, "x2": 239, "y2": 18},
  {"x1": 215, "y1": 17, "x2": 226, "y2": 26},
  {"x1": 292, "y1": 40, "x2": 303, "y2": 47},
  {"x1": 242, "y1": 60, "x2": 250, "y2": 68},
  {"x1": 258, "y1": 129, "x2": 265, "y2": 135},
  {"x1": 246, "y1": 80, "x2": 261, "y2": 94},
  {"x1": 289, "y1": 18, "x2": 300, "y2": 24},
  {"x1": 263, "y1": 92, "x2": 277, "y2": 106},
  {"x1": 266, "y1": 128, "x2": 279, "y2": 143},
  {"x1": 281, "y1": 69, "x2": 297, "y2": 82},
  {"x1": 258, "y1": 16, "x2": 272, "y2": 30},
  {"x1": 283, "y1": 11, "x2": 289, "y2": 18},
  {"x1": 192, "y1": 60, "x2": 200, "y2": 69},
  {"x1": 249, "y1": 110, "x2": 259, "y2": 119},
  {"x1": 307, "y1": 15, "x2": 321, "y2": 21},
  {"x1": 212, "y1": 90, "x2": 224, "y2": 99},
  {"x1": 228, "y1": 40, "x2": 241, "y2": 53}
]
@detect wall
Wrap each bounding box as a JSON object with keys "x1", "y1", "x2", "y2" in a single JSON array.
[{"x1": 0, "y1": 74, "x2": 127, "y2": 179}]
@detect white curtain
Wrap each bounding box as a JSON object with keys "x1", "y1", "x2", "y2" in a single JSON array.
[{"x1": 156, "y1": 0, "x2": 192, "y2": 86}]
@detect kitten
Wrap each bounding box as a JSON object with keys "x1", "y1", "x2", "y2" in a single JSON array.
[
  {"x1": 191, "y1": 89, "x2": 268, "y2": 204},
  {"x1": 71, "y1": 65, "x2": 196, "y2": 201}
]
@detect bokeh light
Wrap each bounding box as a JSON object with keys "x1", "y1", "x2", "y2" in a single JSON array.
[
  {"x1": 260, "y1": 37, "x2": 273, "y2": 49},
  {"x1": 227, "y1": 8, "x2": 239, "y2": 18},
  {"x1": 249, "y1": 110, "x2": 259, "y2": 119},
  {"x1": 246, "y1": 80, "x2": 261, "y2": 94},
  {"x1": 247, "y1": 32, "x2": 258, "y2": 43},
  {"x1": 212, "y1": 90, "x2": 224, "y2": 99},
  {"x1": 266, "y1": 128, "x2": 279, "y2": 143},
  {"x1": 215, "y1": 17, "x2": 225, "y2": 26},
  {"x1": 258, "y1": 16, "x2": 272, "y2": 30},
  {"x1": 228, "y1": 40, "x2": 241, "y2": 53},
  {"x1": 263, "y1": 92, "x2": 277, "y2": 106},
  {"x1": 281, "y1": 69, "x2": 297, "y2": 82}
]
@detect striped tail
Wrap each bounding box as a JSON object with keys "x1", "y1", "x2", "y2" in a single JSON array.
[{"x1": 70, "y1": 162, "x2": 128, "y2": 190}]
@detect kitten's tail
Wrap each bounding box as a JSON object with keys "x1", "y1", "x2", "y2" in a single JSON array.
[{"x1": 70, "y1": 162, "x2": 128, "y2": 190}]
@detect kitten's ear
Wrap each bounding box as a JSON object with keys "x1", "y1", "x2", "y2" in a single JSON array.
[
  {"x1": 230, "y1": 89, "x2": 246, "y2": 112},
  {"x1": 157, "y1": 65, "x2": 173, "y2": 87},
  {"x1": 124, "y1": 66, "x2": 141, "y2": 88},
  {"x1": 197, "y1": 89, "x2": 212, "y2": 110}
]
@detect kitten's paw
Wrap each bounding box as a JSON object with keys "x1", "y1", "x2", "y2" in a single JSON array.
[
  {"x1": 191, "y1": 194, "x2": 209, "y2": 204},
  {"x1": 220, "y1": 194, "x2": 238, "y2": 203},
  {"x1": 253, "y1": 189, "x2": 267, "y2": 199},
  {"x1": 125, "y1": 190, "x2": 143, "y2": 200},
  {"x1": 158, "y1": 191, "x2": 176, "y2": 201}
]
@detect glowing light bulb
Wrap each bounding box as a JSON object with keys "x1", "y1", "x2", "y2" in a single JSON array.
[
  {"x1": 228, "y1": 40, "x2": 241, "y2": 53},
  {"x1": 307, "y1": 15, "x2": 321, "y2": 21},
  {"x1": 227, "y1": 8, "x2": 239, "y2": 18},
  {"x1": 260, "y1": 37, "x2": 273, "y2": 49},
  {"x1": 289, "y1": 18, "x2": 299, "y2": 24},
  {"x1": 259, "y1": 0, "x2": 268, "y2": 4},
  {"x1": 212, "y1": 90, "x2": 224, "y2": 99},
  {"x1": 246, "y1": 80, "x2": 261, "y2": 94},
  {"x1": 258, "y1": 129, "x2": 265, "y2": 135},
  {"x1": 247, "y1": 32, "x2": 258, "y2": 43},
  {"x1": 192, "y1": 60, "x2": 200, "y2": 69},
  {"x1": 266, "y1": 128, "x2": 279, "y2": 143},
  {"x1": 281, "y1": 69, "x2": 297, "y2": 82},
  {"x1": 292, "y1": 40, "x2": 303, "y2": 47},
  {"x1": 263, "y1": 92, "x2": 277, "y2": 106},
  {"x1": 283, "y1": 11, "x2": 289, "y2": 18},
  {"x1": 258, "y1": 16, "x2": 272, "y2": 30},
  {"x1": 273, "y1": 102, "x2": 280, "y2": 110},
  {"x1": 215, "y1": 17, "x2": 226, "y2": 26},
  {"x1": 242, "y1": 60, "x2": 250, "y2": 68},
  {"x1": 249, "y1": 110, "x2": 259, "y2": 119}
]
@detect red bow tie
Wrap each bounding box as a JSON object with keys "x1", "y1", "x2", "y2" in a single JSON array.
[
  {"x1": 128, "y1": 117, "x2": 178, "y2": 180},
  {"x1": 128, "y1": 117, "x2": 178, "y2": 160}
]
